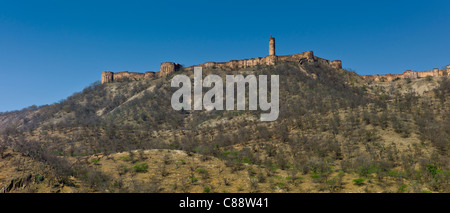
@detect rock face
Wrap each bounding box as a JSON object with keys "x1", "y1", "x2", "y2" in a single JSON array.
[
  {"x1": 362, "y1": 66, "x2": 450, "y2": 82},
  {"x1": 100, "y1": 37, "x2": 343, "y2": 84},
  {"x1": 330, "y1": 60, "x2": 342, "y2": 69},
  {"x1": 0, "y1": 174, "x2": 33, "y2": 193}
]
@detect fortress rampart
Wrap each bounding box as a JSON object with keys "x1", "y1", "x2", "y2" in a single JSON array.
[
  {"x1": 101, "y1": 71, "x2": 157, "y2": 84},
  {"x1": 182, "y1": 50, "x2": 319, "y2": 71},
  {"x1": 100, "y1": 37, "x2": 343, "y2": 84},
  {"x1": 101, "y1": 37, "x2": 448, "y2": 84},
  {"x1": 362, "y1": 66, "x2": 450, "y2": 82}
]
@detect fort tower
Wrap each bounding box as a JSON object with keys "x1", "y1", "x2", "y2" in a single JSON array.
[
  {"x1": 101, "y1": 71, "x2": 114, "y2": 84},
  {"x1": 269, "y1": 36, "x2": 275, "y2": 56}
]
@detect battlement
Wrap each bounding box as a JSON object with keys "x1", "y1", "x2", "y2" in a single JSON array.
[
  {"x1": 101, "y1": 71, "x2": 157, "y2": 84},
  {"x1": 362, "y1": 66, "x2": 450, "y2": 82},
  {"x1": 182, "y1": 50, "x2": 316, "y2": 71},
  {"x1": 101, "y1": 37, "x2": 343, "y2": 84}
]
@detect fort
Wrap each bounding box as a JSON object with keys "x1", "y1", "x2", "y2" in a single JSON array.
[
  {"x1": 100, "y1": 37, "x2": 342, "y2": 84},
  {"x1": 100, "y1": 37, "x2": 449, "y2": 84},
  {"x1": 362, "y1": 65, "x2": 450, "y2": 82}
]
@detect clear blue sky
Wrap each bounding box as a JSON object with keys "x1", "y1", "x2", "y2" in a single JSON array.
[{"x1": 1, "y1": 0, "x2": 449, "y2": 112}]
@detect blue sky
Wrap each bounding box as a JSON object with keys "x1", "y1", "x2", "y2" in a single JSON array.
[{"x1": 0, "y1": 0, "x2": 449, "y2": 112}]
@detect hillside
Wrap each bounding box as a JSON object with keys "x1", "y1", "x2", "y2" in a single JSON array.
[{"x1": 0, "y1": 58, "x2": 449, "y2": 193}]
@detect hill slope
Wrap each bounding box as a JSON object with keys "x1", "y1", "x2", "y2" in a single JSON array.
[{"x1": 0, "y1": 58, "x2": 449, "y2": 193}]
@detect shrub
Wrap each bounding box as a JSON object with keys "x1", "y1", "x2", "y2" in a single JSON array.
[
  {"x1": 189, "y1": 177, "x2": 198, "y2": 183},
  {"x1": 120, "y1": 155, "x2": 131, "y2": 161},
  {"x1": 426, "y1": 164, "x2": 438, "y2": 178},
  {"x1": 35, "y1": 174, "x2": 44, "y2": 183},
  {"x1": 203, "y1": 186, "x2": 211, "y2": 193},
  {"x1": 398, "y1": 184, "x2": 408, "y2": 193},
  {"x1": 196, "y1": 168, "x2": 208, "y2": 174},
  {"x1": 196, "y1": 168, "x2": 209, "y2": 179},
  {"x1": 117, "y1": 164, "x2": 130, "y2": 175},
  {"x1": 133, "y1": 162, "x2": 148, "y2": 173},
  {"x1": 353, "y1": 178, "x2": 365, "y2": 186}
]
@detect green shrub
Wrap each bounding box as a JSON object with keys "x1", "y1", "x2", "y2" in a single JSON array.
[
  {"x1": 196, "y1": 168, "x2": 208, "y2": 174},
  {"x1": 388, "y1": 170, "x2": 405, "y2": 178},
  {"x1": 426, "y1": 165, "x2": 438, "y2": 178},
  {"x1": 133, "y1": 162, "x2": 148, "y2": 173},
  {"x1": 353, "y1": 178, "x2": 365, "y2": 186},
  {"x1": 398, "y1": 184, "x2": 408, "y2": 192},
  {"x1": 357, "y1": 164, "x2": 377, "y2": 177},
  {"x1": 35, "y1": 174, "x2": 44, "y2": 183},
  {"x1": 120, "y1": 155, "x2": 131, "y2": 161},
  {"x1": 189, "y1": 177, "x2": 198, "y2": 183},
  {"x1": 203, "y1": 186, "x2": 211, "y2": 193},
  {"x1": 242, "y1": 157, "x2": 251, "y2": 164}
]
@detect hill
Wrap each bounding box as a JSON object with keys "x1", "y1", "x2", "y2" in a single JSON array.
[{"x1": 0, "y1": 58, "x2": 449, "y2": 193}]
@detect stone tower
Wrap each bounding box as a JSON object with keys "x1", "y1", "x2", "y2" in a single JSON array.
[
  {"x1": 101, "y1": 71, "x2": 114, "y2": 84},
  {"x1": 160, "y1": 62, "x2": 181, "y2": 77},
  {"x1": 269, "y1": 36, "x2": 275, "y2": 56}
]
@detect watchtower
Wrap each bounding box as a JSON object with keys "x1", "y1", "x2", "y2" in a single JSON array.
[{"x1": 269, "y1": 36, "x2": 275, "y2": 56}]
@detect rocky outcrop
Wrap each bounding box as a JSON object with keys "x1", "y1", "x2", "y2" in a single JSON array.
[
  {"x1": 330, "y1": 60, "x2": 342, "y2": 69},
  {"x1": 0, "y1": 174, "x2": 34, "y2": 193}
]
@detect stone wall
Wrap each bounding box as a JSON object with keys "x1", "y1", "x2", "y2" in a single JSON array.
[
  {"x1": 160, "y1": 62, "x2": 181, "y2": 77},
  {"x1": 101, "y1": 71, "x2": 158, "y2": 84},
  {"x1": 100, "y1": 37, "x2": 344, "y2": 84},
  {"x1": 100, "y1": 50, "x2": 343, "y2": 84},
  {"x1": 362, "y1": 66, "x2": 450, "y2": 82},
  {"x1": 183, "y1": 50, "x2": 318, "y2": 71},
  {"x1": 101, "y1": 71, "x2": 114, "y2": 84}
]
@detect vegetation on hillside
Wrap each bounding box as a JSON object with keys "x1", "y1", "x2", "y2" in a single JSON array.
[{"x1": 0, "y1": 60, "x2": 449, "y2": 193}]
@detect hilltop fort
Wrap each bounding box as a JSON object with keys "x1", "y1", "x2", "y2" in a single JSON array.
[
  {"x1": 362, "y1": 65, "x2": 450, "y2": 82},
  {"x1": 100, "y1": 37, "x2": 342, "y2": 84},
  {"x1": 100, "y1": 37, "x2": 449, "y2": 84}
]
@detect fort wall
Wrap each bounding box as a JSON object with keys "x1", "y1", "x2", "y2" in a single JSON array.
[
  {"x1": 160, "y1": 62, "x2": 182, "y2": 77},
  {"x1": 101, "y1": 37, "x2": 449, "y2": 84},
  {"x1": 100, "y1": 37, "x2": 343, "y2": 84},
  {"x1": 362, "y1": 67, "x2": 450, "y2": 82},
  {"x1": 101, "y1": 71, "x2": 114, "y2": 84},
  {"x1": 101, "y1": 71, "x2": 158, "y2": 84}
]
